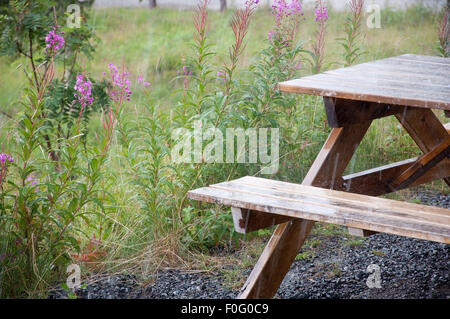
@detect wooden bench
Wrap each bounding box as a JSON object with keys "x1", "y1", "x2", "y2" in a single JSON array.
[{"x1": 188, "y1": 176, "x2": 450, "y2": 244}]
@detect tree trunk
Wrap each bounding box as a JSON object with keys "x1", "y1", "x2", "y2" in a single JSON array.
[
  {"x1": 149, "y1": 0, "x2": 157, "y2": 9},
  {"x1": 219, "y1": 0, "x2": 226, "y2": 12}
]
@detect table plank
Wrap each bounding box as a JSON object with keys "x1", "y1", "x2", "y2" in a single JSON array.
[
  {"x1": 307, "y1": 73, "x2": 448, "y2": 96},
  {"x1": 394, "y1": 54, "x2": 450, "y2": 65},
  {"x1": 279, "y1": 54, "x2": 450, "y2": 110},
  {"x1": 330, "y1": 64, "x2": 450, "y2": 86},
  {"x1": 370, "y1": 57, "x2": 450, "y2": 74}
]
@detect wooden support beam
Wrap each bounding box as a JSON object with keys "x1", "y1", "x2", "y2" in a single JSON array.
[
  {"x1": 395, "y1": 107, "x2": 449, "y2": 152},
  {"x1": 324, "y1": 97, "x2": 404, "y2": 128},
  {"x1": 395, "y1": 107, "x2": 450, "y2": 187},
  {"x1": 341, "y1": 157, "x2": 450, "y2": 196},
  {"x1": 302, "y1": 121, "x2": 373, "y2": 189},
  {"x1": 389, "y1": 137, "x2": 450, "y2": 191},
  {"x1": 231, "y1": 207, "x2": 292, "y2": 234}
]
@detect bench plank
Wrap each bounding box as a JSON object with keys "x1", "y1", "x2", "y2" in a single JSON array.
[{"x1": 188, "y1": 177, "x2": 450, "y2": 244}]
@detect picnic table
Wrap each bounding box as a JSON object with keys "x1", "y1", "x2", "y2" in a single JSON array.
[{"x1": 188, "y1": 54, "x2": 450, "y2": 299}]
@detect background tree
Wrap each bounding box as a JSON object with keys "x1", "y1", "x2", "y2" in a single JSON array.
[
  {"x1": 139, "y1": 0, "x2": 157, "y2": 9},
  {"x1": 220, "y1": 0, "x2": 226, "y2": 12}
]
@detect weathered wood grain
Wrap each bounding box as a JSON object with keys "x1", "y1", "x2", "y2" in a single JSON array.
[
  {"x1": 278, "y1": 54, "x2": 450, "y2": 110},
  {"x1": 393, "y1": 54, "x2": 450, "y2": 65},
  {"x1": 187, "y1": 178, "x2": 450, "y2": 243}
]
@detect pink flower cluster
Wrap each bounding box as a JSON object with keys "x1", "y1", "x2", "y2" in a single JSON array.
[
  {"x1": 0, "y1": 153, "x2": 13, "y2": 187},
  {"x1": 217, "y1": 71, "x2": 227, "y2": 82},
  {"x1": 107, "y1": 63, "x2": 133, "y2": 102},
  {"x1": 74, "y1": 74, "x2": 94, "y2": 109},
  {"x1": 45, "y1": 27, "x2": 65, "y2": 54},
  {"x1": 314, "y1": 2, "x2": 329, "y2": 23},
  {"x1": 137, "y1": 75, "x2": 150, "y2": 87},
  {"x1": 26, "y1": 176, "x2": 40, "y2": 193},
  {"x1": 245, "y1": 0, "x2": 259, "y2": 6},
  {"x1": 272, "y1": 0, "x2": 304, "y2": 22},
  {"x1": 0, "y1": 153, "x2": 13, "y2": 164}
]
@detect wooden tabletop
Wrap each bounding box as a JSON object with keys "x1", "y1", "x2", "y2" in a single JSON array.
[{"x1": 279, "y1": 54, "x2": 450, "y2": 110}]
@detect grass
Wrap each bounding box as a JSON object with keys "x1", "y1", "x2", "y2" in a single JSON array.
[
  {"x1": 0, "y1": 4, "x2": 447, "y2": 296},
  {"x1": 0, "y1": 6, "x2": 443, "y2": 115},
  {"x1": 345, "y1": 238, "x2": 366, "y2": 247}
]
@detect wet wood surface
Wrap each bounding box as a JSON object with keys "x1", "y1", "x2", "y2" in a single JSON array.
[
  {"x1": 188, "y1": 176, "x2": 450, "y2": 244},
  {"x1": 278, "y1": 54, "x2": 450, "y2": 110}
]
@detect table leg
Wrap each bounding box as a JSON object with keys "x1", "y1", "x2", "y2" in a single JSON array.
[
  {"x1": 237, "y1": 121, "x2": 372, "y2": 298},
  {"x1": 395, "y1": 107, "x2": 450, "y2": 187}
]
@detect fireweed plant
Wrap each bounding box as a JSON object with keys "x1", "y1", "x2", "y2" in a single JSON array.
[
  {"x1": 0, "y1": 25, "x2": 127, "y2": 297},
  {"x1": 338, "y1": 0, "x2": 366, "y2": 66},
  {"x1": 437, "y1": 6, "x2": 449, "y2": 57},
  {"x1": 115, "y1": 0, "x2": 322, "y2": 251},
  {"x1": 308, "y1": 0, "x2": 328, "y2": 74}
]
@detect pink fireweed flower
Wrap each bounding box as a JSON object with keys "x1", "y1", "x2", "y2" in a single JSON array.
[
  {"x1": 245, "y1": 0, "x2": 259, "y2": 6},
  {"x1": 0, "y1": 153, "x2": 13, "y2": 164},
  {"x1": 45, "y1": 27, "x2": 65, "y2": 55},
  {"x1": 272, "y1": 0, "x2": 304, "y2": 23},
  {"x1": 25, "y1": 176, "x2": 40, "y2": 193},
  {"x1": 107, "y1": 63, "x2": 133, "y2": 102},
  {"x1": 137, "y1": 75, "x2": 150, "y2": 87},
  {"x1": 217, "y1": 71, "x2": 227, "y2": 82},
  {"x1": 181, "y1": 56, "x2": 192, "y2": 91},
  {"x1": 311, "y1": 0, "x2": 328, "y2": 74},
  {"x1": 25, "y1": 176, "x2": 38, "y2": 185},
  {"x1": 74, "y1": 74, "x2": 94, "y2": 109},
  {"x1": 314, "y1": 1, "x2": 329, "y2": 23},
  {"x1": 0, "y1": 153, "x2": 13, "y2": 187}
]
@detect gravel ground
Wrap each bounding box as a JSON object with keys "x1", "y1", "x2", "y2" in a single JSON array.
[{"x1": 49, "y1": 190, "x2": 450, "y2": 299}]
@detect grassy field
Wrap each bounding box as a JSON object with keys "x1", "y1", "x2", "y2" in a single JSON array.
[
  {"x1": 0, "y1": 6, "x2": 443, "y2": 113},
  {"x1": 0, "y1": 4, "x2": 447, "y2": 296}
]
